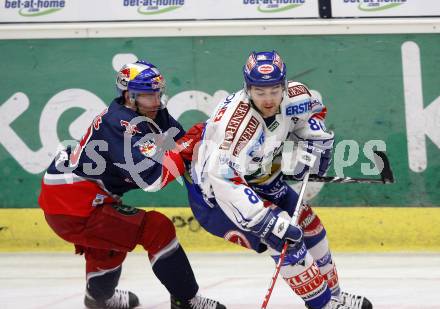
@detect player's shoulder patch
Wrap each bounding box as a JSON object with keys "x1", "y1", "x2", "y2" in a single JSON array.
[
  {"x1": 287, "y1": 81, "x2": 311, "y2": 98},
  {"x1": 213, "y1": 92, "x2": 237, "y2": 123},
  {"x1": 282, "y1": 81, "x2": 314, "y2": 118}
]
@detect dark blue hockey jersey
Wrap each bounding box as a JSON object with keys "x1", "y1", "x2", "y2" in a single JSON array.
[{"x1": 39, "y1": 97, "x2": 185, "y2": 216}]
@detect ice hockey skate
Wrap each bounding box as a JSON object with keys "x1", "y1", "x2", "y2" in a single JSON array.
[
  {"x1": 339, "y1": 291, "x2": 373, "y2": 309},
  {"x1": 305, "y1": 297, "x2": 351, "y2": 309},
  {"x1": 171, "y1": 294, "x2": 226, "y2": 309},
  {"x1": 84, "y1": 289, "x2": 139, "y2": 309}
]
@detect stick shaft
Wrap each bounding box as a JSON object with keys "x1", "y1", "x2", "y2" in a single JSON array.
[
  {"x1": 284, "y1": 174, "x2": 390, "y2": 184},
  {"x1": 260, "y1": 171, "x2": 310, "y2": 309},
  {"x1": 309, "y1": 175, "x2": 385, "y2": 183}
]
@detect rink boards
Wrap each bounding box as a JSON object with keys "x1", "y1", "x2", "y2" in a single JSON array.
[{"x1": 1, "y1": 207, "x2": 439, "y2": 252}]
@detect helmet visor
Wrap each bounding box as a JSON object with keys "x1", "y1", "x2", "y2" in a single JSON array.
[{"x1": 129, "y1": 91, "x2": 167, "y2": 112}]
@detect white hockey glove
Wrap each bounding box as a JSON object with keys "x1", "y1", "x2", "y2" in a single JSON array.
[{"x1": 289, "y1": 138, "x2": 334, "y2": 180}]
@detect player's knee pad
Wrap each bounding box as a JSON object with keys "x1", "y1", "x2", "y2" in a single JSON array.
[
  {"x1": 138, "y1": 211, "x2": 178, "y2": 261},
  {"x1": 279, "y1": 251, "x2": 331, "y2": 309},
  {"x1": 322, "y1": 262, "x2": 340, "y2": 296},
  {"x1": 84, "y1": 248, "x2": 127, "y2": 274},
  {"x1": 308, "y1": 237, "x2": 340, "y2": 296},
  {"x1": 298, "y1": 204, "x2": 326, "y2": 248}
]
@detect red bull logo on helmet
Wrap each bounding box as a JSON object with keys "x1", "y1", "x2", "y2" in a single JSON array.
[
  {"x1": 117, "y1": 67, "x2": 131, "y2": 87},
  {"x1": 120, "y1": 67, "x2": 131, "y2": 79},
  {"x1": 151, "y1": 75, "x2": 165, "y2": 90}
]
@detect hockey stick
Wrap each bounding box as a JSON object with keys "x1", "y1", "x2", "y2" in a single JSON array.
[
  {"x1": 261, "y1": 152, "x2": 315, "y2": 309},
  {"x1": 283, "y1": 151, "x2": 395, "y2": 184}
]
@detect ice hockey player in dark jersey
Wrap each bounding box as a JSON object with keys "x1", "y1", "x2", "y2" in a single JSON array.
[{"x1": 38, "y1": 60, "x2": 226, "y2": 309}]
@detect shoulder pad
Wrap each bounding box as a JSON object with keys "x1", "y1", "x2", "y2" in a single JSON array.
[
  {"x1": 286, "y1": 81, "x2": 312, "y2": 98},
  {"x1": 282, "y1": 82, "x2": 325, "y2": 120},
  {"x1": 211, "y1": 90, "x2": 246, "y2": 123},
  {"x1": 281, "y1": 81, "x2": 312, "y2": 118}
]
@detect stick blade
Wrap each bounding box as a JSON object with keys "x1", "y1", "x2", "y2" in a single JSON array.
[{"x1": 373, "y1": 151, "x2": 395, "y2": 184}]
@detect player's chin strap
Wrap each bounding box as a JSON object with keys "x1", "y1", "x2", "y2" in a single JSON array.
[{"x1": 260, "y1": 151, "x2": 316, "y2": 309}]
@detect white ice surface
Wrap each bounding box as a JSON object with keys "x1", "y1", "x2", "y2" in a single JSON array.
[{"x1": 0, "y1": 252, "x2": 439, "y2": 309}]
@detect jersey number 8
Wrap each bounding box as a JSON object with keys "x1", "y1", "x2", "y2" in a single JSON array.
[{"x1": 244, "y1": 188, "x2": 260, "y2": 204}]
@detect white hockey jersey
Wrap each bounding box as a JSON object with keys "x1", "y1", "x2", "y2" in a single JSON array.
[{"x1": 192, "y1": 81, "x2": 332, "y2": 232}]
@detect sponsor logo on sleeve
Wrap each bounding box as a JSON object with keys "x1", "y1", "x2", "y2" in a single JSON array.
[
  {"x1": 220, "y1": 102, "x2": 250, "y2": 150},
  {"x1": 233, "y1": 116, "x2": 260, "y2": 156},
  {"x1": 214, "y1": 93, "x2": 236, "y2": 122},
  {"x1": 287, "y1": 84, "x2": 311, "y2": 98}
]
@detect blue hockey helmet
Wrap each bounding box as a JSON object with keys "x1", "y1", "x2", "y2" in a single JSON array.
[
  {"x1": 116, "y1": 60, "x2": 166, "y2": 97},
  {"x1": 243, "y1": 51, "x2": 286, "y2": 88}
]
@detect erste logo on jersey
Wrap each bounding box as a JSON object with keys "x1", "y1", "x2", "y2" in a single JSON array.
[
  {"x1": 285, "y1": 99, "x2": 312, "y2": 116},
  {"x1": 220, "y1": 102, "x2": 250, "y2": 150},
  {"x1": 139, "y1": 140, "x2": 157, "y2": 157}
]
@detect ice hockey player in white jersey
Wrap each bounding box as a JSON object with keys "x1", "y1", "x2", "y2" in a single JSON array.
[{"x1": 184, "y1": 51, "x2": 373, "y2": 309}]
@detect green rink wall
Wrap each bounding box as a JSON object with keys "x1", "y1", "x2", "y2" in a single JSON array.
[{"x1": 0, "y1": 33, "x2": 439, "y2": 250}]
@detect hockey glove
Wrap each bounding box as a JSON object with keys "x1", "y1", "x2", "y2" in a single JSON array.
[
  {"x1": 252, "y1": 209, "x2": 303, "y2": 252},
  {"x1": 289, "y1": 137, "x2": 334, "y2": 181},
  {"x1": 176, "y1": 122, "x2": 205, "y2": 161}
]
